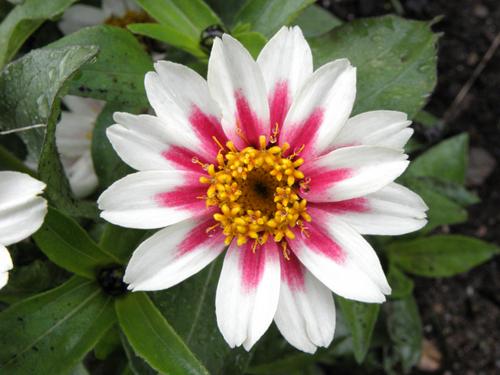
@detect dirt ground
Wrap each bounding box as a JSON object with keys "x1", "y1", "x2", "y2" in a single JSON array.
[{"x1": 323, "y1": 0, "x2": 500, "y2": 374}]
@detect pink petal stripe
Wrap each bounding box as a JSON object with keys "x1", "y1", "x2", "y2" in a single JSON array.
[
  {"x1": 178, "y1": 214, "x2": 222, "y2": 257},
  {"x1": 290, "y1": 217, "x2": 346, "y2": 263},
  {"x1": 280, "y1": 251, "x2": 306, "y2": 292},
  {"x1": 155, "y1": 174, "x2": 206, "y2": 213},
  {"x1": 281, "y1": 108, "x2": 324, "y2": 158},
  {"x1": 269, "y1": 81, "x2": 290, "y2": 134},
  {"x1": 300, "y1": 167, "x2": 353, "y2": 196},
  {"x1": 235, "y1": 90, "x2": 268, "y2": 147},
  {"x1": 311, "y1": 198, "x2": 369, "y2": 214},
  {"x1": 239, "y1": 242, "x2": 278, "y2": 292},
  {"x1": 161, "y1": 146, "x2": 208, "y2": 173},
  {"x1": 189, "y1": 105, "x2": 228, "y2": 158}
]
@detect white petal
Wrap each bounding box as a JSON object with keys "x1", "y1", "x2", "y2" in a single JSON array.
[
  {"x1": 289, "y1": 212, "x2": 390, "y2": 303},
  {"x1": 257, "y1": 26, "x2": 313, "y2": 128},
  {"x1": 103, "y1": 0, "x2": 126, "y2": 17},
  {"x1": 301, "y1": 145, "x2": 409, "y2": 202},
  {"x1": 62, "y1": 95, "x2": 104, "y2": 116},
  {"x1": 280, "y1": 59, "x2": 356, "y2": 158},
  {"x1": 315, "y1": 183, "x2": 428, "y2": 235},
  {"x1": 0, "y1": 197, "x2": 47, "y2": 246},
  {"x1": 144, "y1": 61, "x2": 225, "y2": 162},
  {"x1": 216, "y1": 241, "x2": 280, "y2": 350},
  {"x1": 56, "y1": 112, "x2": 94, "y2": 159},
  {"x1": 0, "y1": 244, "x2": 11, "y2": 288},
  {"x1": 98, "y1": 170, "x2": 207, "y2": 229},
  {"x1": 274, "y1": 253, "x2": 335, "y2": 353},
  {"x1": 125, "y1": 0, "x2": 141, "y2": 11},
  {"x1": 108, "y1": 112, "x2": 212, "y2": 172},
  {"x1": 0, "y1": 244, "x2": 13, "y2": 273},
  {"x1": 63, "y1": 150, "x2": 99, "y2": 199},
  {"x1": 208, "y1": 35, "x2": 270, "y2": 149},
  {"x1": 59, "y1": 5, "x2": 106, "y2": 34},
  {"x1": 102, "y1": 0, "x2": 140, "y2": 17},
  {"x1": 0, "y1": 171, "x2": 45, "y2": 211},
  {"x1": 332, "y1": 110, "x2": 413, "y2": 149},
  {"x1": 124, "y1": 215, "x2": 225, "y2": 291}
]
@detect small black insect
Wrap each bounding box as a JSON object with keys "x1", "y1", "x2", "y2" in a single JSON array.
[
  {"x1": 97, "y1": 265, "x2": 128, "y2": 297},
  {"x1": 200, "y1": 24, "x2": 227, "y2": 54}
]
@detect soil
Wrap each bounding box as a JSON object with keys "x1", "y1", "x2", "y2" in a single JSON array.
[{"x1": 323, "y1": 1, "x2": 500, "y2": 374}]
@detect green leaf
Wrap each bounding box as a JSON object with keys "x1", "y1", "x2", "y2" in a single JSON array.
[
  {"x1": 336, "y1": 297, "x2": 380, "y2": 363},
  {"x1": 233, "y1": 31, "x2": 267, "y2": 58},
  {"x1": 387, "y1": 235, "x2": 499, "y2": 277},
  {"x1": 33, "y1": 207, "x2": 119, "y2": 279},
  {"x1": 128, "y1": 22, "x2": 204, "y2": 58},
  {"x1": 411, "y1": 177, "x2": 479, "y2": 207},
  {"x1": 387, "y1": 264, "x2": 414, "y2": 299},
  {"x1": 70, "y1": 362, "x2": 91, "y2": 375},
  {"x1": 94, "y1": 325, "x2": 121, "y2": 360},
  {"x1": 0, "y1": 0, "x2": 77, "y2": 67},
  {"x1": 205, "y1": 0, "x2": 246, "y2": 27},
  {"x1": 406, "y1": 133, "x2": 468, "y2": 184},
  {"x1": 0, "y1": 259, "x2": 67, "y2": 304},
  {"x1": 0, "y1": 45, "x2": 97, "y2": 157},
  {"x1": 309, "y1": 15, "x2": 438, "y2": 118},
  {"x1": 134, "y1": 0, "x2": 221, "y2": 57},
  {"x1": 404, "y1": 177, "x2": 467, "y2": 232},
  {"x1": 48, "y1": 25, "x2": 153, "y2": 106},
  {"x1": 0, "y1": 277, "x2": 115, "y2": 374},
  {"x1": 151, "y1": 257, "x2": 252, "y2": 374},
  {"x1": 0, "y1": 144, "x2": 35, "y2": 177},
  {"x1": 247, "y1": 348, "x2": 332, "y2": 374},
  {"x1": 385, "y1": 296, "x2": 422, "y2": 373},
  {"x1": 294, "y1": 4, "x2": 342, "y2": 37},
  {"x1": 235, "y1": 0, "x2": 314, "y2": 37},
  {"x1": 116, "y1": 292, "x2": 209, "y2": 375},
  {"x1": 137, "y1": 0, "x2": 220, "y2": 37},
  {"x1": 121, "y1": 333, "x2": 157, "y2": 375},
  {"x1": 99, "y1": 224, "x2": 149, "y2": 264}
]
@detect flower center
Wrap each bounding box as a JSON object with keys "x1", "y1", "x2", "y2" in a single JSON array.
[
  {"x1": 199, "y1": 135, "x2": 312, "y2": 252},
  {"x1": 105, "y1": 10, "x2": 152, "y2": 28}
]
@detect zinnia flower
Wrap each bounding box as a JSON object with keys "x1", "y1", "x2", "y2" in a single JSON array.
[
  {"x1": 0, "y1": 171, "x2": 47, "y2": 289},
  {"x1": 98, "y1": 26, "x2": 427, "y2": 353},
  {"x1": 56, "y1": 95, "x2": 102, "y2": 198}
]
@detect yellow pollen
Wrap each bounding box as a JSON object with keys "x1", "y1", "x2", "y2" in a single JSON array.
[
  {"x1": 85, "y1": 130, "x2": 93, "y2": 141},
  {"x1": 199, "y1": 135, "x2": 311, "y2": 249},
  {"x1": 105, "y1": 10, "x2": 152, "y2": 28}
]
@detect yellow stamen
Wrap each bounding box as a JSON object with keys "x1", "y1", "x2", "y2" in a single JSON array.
[
  {"x1": 235, "y1": 121, "x2": 249, "y2": 143},
  {"x1": 192, "y1": 157, "x2": 206, "y2": 169},
  {"x1": 281, "y1": 241, "x2": 290, "y2": 260},
  {"x1": 212, "y1": 136, "x2": 225, "y2": 154},
  {"x1": 270, "y1": 122, "x2": 280, "y2": 143},
  {"x1": 198, "y1": 135, "x2": 311, "y2": 248}
]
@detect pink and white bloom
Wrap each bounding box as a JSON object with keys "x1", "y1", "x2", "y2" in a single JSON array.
[
  {"x1": 98, "y1": 26, "x2": 427, "y2": 353},
  {"x1": 56, "y1": 95, "x2": 103, "y2": 198},
  {"x1": 59, "y1": 0, "x2": 140, "y2": 34},
  {"x1": 0, "y1": 171, "x2": 47, "y2": 289}
]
